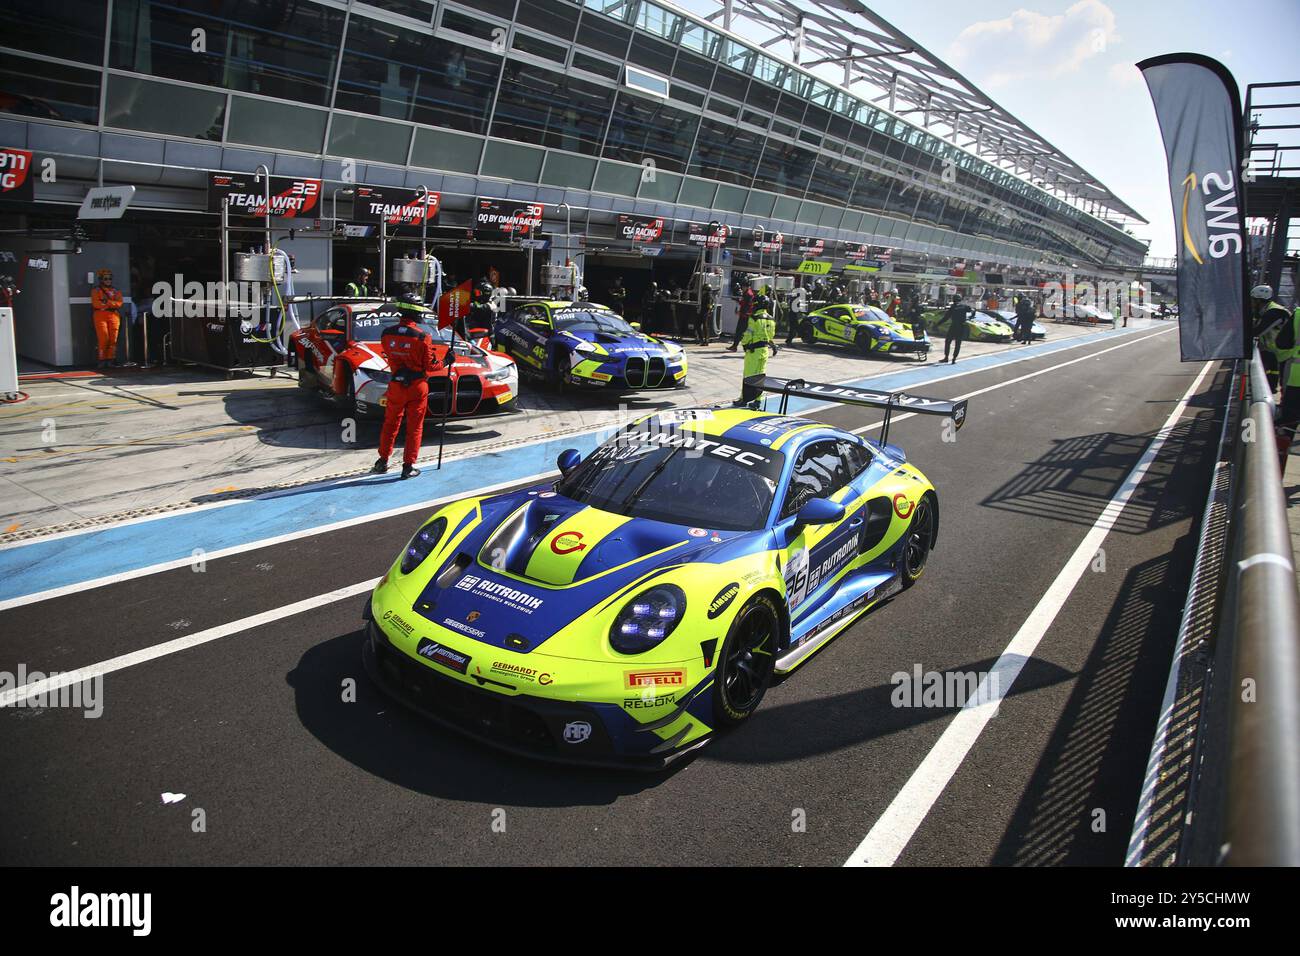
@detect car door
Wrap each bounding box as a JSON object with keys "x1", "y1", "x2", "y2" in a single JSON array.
[
  {"x1": 822, "y1": 306, "x2": 852, "y2": 343},
  {"x1": 503, "y1": 305, "x2": 549, "y2": 368},
  {"x1": 777, "y1": 438, "x2": 860, "y2": 625},
  {"x1": 306, "y1": 307, "x2": 347, "y2": 385}
]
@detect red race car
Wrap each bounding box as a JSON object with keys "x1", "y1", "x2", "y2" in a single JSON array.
[{"x1": 291, "y1": 302, "x2": 518, "y2": 418}]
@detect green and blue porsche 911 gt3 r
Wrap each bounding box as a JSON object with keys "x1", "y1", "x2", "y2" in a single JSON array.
[
  {"x1": 799, "y1": 303, "x2": 930, "y2": 359},
  {"x1": 492, "y1": 300, "x2": 687, "y2": 394},
  {"x1": 924, "y1": 308, "x2": 1015, "y2": 342},
  {"x1": 362, "y1": 376, "x2": 968, "y2": 768}
]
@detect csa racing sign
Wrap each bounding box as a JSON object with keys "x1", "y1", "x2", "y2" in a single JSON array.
[
  {"x1": 207, "y1": 172, "x2": 322, "y2": 218},
  {"x1": 354, "y1": 186, "x2": 440, "y2": 227},
  {"x1": 617, "y1": 214, "x2": 665, "y2": 243},
  {"x1": 0, "y1": 148, "x2": 34, "y2": 202}
]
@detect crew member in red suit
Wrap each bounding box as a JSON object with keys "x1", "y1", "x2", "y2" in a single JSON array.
[{"x1": 371, "y1": 293, "x2": 438, "y2": 479}]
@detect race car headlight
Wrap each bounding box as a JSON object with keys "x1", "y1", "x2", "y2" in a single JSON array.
[
  {"x1": 610, "y1": 584, "x2": 686, "y2": 654},
  {"x1": 573, "y1": 341, "x2": 598, "y2": 356},
  {"x1": 485, "y1": 366, "x2": 513, "y2": 382},
  {"x1": 400, "y1": 516, "x2": 447, "y2": 575},
  {"x1": 367, "y1": 368, "x2": 392, "y2": 385}
]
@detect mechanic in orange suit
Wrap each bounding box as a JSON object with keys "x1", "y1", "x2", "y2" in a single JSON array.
[
  {"x1": 90, "y1": 268, "x2": 124, "y2": 369},
  {"x1": 371, "y1": 293, "x2": 438, "y2": 480}
]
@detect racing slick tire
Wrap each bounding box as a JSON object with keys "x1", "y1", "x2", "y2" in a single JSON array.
[
  {"x1": 297, "y1": 363, "x2": 315, "y2": 389},
  {"x1": 713, "y1": 593, "x2": 780, "y2": 728},
  {"x1": 800, "y1": 320, "x2": 816, "y2": 345},
  {"x1": 900, "y1": 492, "x2": 937, "y2": 589},
  {"x1": 546, "y1": 348, "x2": 569, "y2": 396},
  {"x1": 854, "y1": 329, "x2": 876, "y2": 356}
]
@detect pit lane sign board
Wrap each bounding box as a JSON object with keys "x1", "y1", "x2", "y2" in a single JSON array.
[
  {"x1": 686, "y1": 222, "x2": 730, "y2": 248},
  {"x1": 354, "y1": 186, "x2": 440, "y2": 227},
  {"x1": 796, "y1": 260, "x2": 832, "y2": 275},
  {"x1": 749, "y1": 230, "x2": 785, "y2": 254},
  {"x1": 474, "y1": 198, "x2": 544, "y2": 239},
  {"x1": 77, "y1": 185, "x2": 136, "y2": 220},
  {"x1": 207, "y1": 173, "x2": 323, "y2": 218},
  {"x1": 0, "y1": 148, "x2": 34, "y2": 203},
  {"x1": 797, "y1": 236, "x2": 826, "y2": 256},
  {"x1": 617, "y1": 214, "x2": 666, "y2": 243}
]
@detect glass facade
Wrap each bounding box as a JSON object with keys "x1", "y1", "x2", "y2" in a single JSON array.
[{"x1": 0, "y1": 0, "x2": 1144, "y2": 266}]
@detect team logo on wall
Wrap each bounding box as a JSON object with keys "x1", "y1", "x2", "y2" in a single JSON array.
[
  {"x1": 474, "y1": 198, "x2": 544, "y2": 239},
  {"x1": 797, "y1": 236, "x2": 825, "y2": 256},
  {"x1": 0, "y1": 148, "x2": 34, "y2": 202},
  {"x1": 686, "y1": 222, "x2": 730, "y2": 248},
  {"x1": 354, "y1": 186, "x2": 440, "y2": 227},
  {"x1": 207, "y1": 172, "x2": 321, "y2": 218},
  {"x1": 617, "y1": 215, "x2": 665, "y2": 243}
]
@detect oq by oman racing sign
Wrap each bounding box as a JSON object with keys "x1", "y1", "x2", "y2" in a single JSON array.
[
  {"x1": 207, "y1": 172, "x2": 322, "y2": 219},
  {"x1": 1139, "y1": 54, "x2": 1248, "y2": 361}
]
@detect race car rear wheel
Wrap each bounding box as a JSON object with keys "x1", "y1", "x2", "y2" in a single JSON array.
[
  {"x1": 901, "y1": 492, "x2": 936, "y2": 588},
  {"x1": 297, "y1": 363, "x2": 315, "y2": 389},
  {"x1": 713, "y1": 594, "x2": 779, "y2": 728},
  {"x1": 800, "y1": 321, "x2": 815, "y2": 345}
]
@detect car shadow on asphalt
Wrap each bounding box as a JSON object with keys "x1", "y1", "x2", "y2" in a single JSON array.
[
  {"x1": 977, "y1": 387, "x2": 1222, "y2": 536},
  {"x1": 211, "y1": 386, "x2": 505, "y2": 451},
  {"x1": 287, "y1": 629, "x2": 674, "y2": 807},
  {"x1": 287, "y1": 627, "x2": 1073, "y2": 803},
  {"x1": 702, "y1": 651, "x2": 1073, "y2": 767}
]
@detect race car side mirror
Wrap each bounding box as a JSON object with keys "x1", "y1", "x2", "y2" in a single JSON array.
[
  {"x1": 467, "y1": 327, "x2": 488, "y2": 338},
  {"x1": 557, "y1": 449, "x2": 582, "y2": 476},
  {"x1": 792, "y1": 497, "x2": 845, "y2": 536},
  {"x1": 630, "y1": 322, "x2": 641, "y2": 331}
]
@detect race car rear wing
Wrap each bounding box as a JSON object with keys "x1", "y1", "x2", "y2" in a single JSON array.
[{"x1": 745, "y1": 375, "x2": 968, "y2": 445}]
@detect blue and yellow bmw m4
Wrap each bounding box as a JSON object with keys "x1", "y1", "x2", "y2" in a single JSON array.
[
  {"x1": 492, "y1": 300, "x2": 687, "y2": 394},
  {"x1": 363, "y1": 377, "x2": 967, "y2": 767}
]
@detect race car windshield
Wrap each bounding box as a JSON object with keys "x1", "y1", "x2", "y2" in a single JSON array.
[
  {"x1": 556, "y1": 429, "x2": 783, "y2": 532},
  {"x1": 552, "y1": 310, "x2": 636, "y2": 336},
  {"x1": 853, "y1": 306, "x2": 891, "y2": 322},
  {"x1": 349, "y1": 313, "x2": 392, "y2": 341}
]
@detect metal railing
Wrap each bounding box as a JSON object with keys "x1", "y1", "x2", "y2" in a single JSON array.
[
  {"x1": 1223, "y1": 346, "x2": 1300, "y2": 865},
  {"x1": 1127, "y1": 347, "x2": 1300, "y2": 865}
]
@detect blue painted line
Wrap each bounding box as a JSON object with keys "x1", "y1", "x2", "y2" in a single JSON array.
[{"x1": 0, "y1": 326, "x2": 1147, "y2": 602}]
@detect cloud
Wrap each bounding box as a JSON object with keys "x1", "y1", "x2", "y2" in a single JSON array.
[{"x1": 947, "y1": 1, "x2": 1120, "y2": 88}]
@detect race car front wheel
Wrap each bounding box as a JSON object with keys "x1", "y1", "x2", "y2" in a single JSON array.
[
  {"x1": 713, "y1": 594, "x2": 779, "y2": 728},
  {"x1": 855, "y1": 330, "x2": 875, "y2": 356},
  {"x1": 901, "y1": 492, "x2": 936, "y2": 588}
]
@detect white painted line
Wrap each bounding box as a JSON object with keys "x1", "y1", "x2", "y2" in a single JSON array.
[
  {"x1": 0, "y1": 330, "x2": 1180, "y2": 715},
  {"x1": 0, "y1": 327, "x2": 1167, "y2": 612},
  {"x1": 0, "y1": 579, "x2": 379, "y2": 709},
  {"x1": 848, "y1": 327, "x2": 1174, "y2": 436},
  {"x1": 844, "y1": 358, "x2": 1215, "y2": 867},
  {"x1": 0, "y1": 472, "x2": 550, "y2": 613}
]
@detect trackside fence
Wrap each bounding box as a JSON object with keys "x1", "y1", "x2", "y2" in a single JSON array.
[{"x1": 1127, "y1": 348, "x2": 1300, "y2": 865}]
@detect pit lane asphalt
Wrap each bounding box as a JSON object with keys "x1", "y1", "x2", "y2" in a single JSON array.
[{"x1": 0, "y1": 327, "x2": 1225, "y2": 866}]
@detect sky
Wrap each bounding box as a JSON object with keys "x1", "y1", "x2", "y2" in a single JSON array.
[
  {"x1": 846, "y1": 0, "x2": 1299, "y2": 257},
  {"x1": 677, "y1": 0, "x2": 1300, "y2": 259}
]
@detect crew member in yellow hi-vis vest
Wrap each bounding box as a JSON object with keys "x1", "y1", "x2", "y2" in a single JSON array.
[
  {"x1": 1251, "y1": 284, "x2": 1291, "y2": 392},
  {"x1": 1264, "y1": 286, "x2": 1300, "y2": 464},
  {"x1": 738, "y1": 293, "x2": 778, "y2": 405}
]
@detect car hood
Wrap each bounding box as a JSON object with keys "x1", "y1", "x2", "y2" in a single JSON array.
[
  {"x1": 560, "y1": 329, "x2": 679, "y2": 356},
  {"x1": 411, "y1": 489, "x2": 748, "y2": 651}
]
